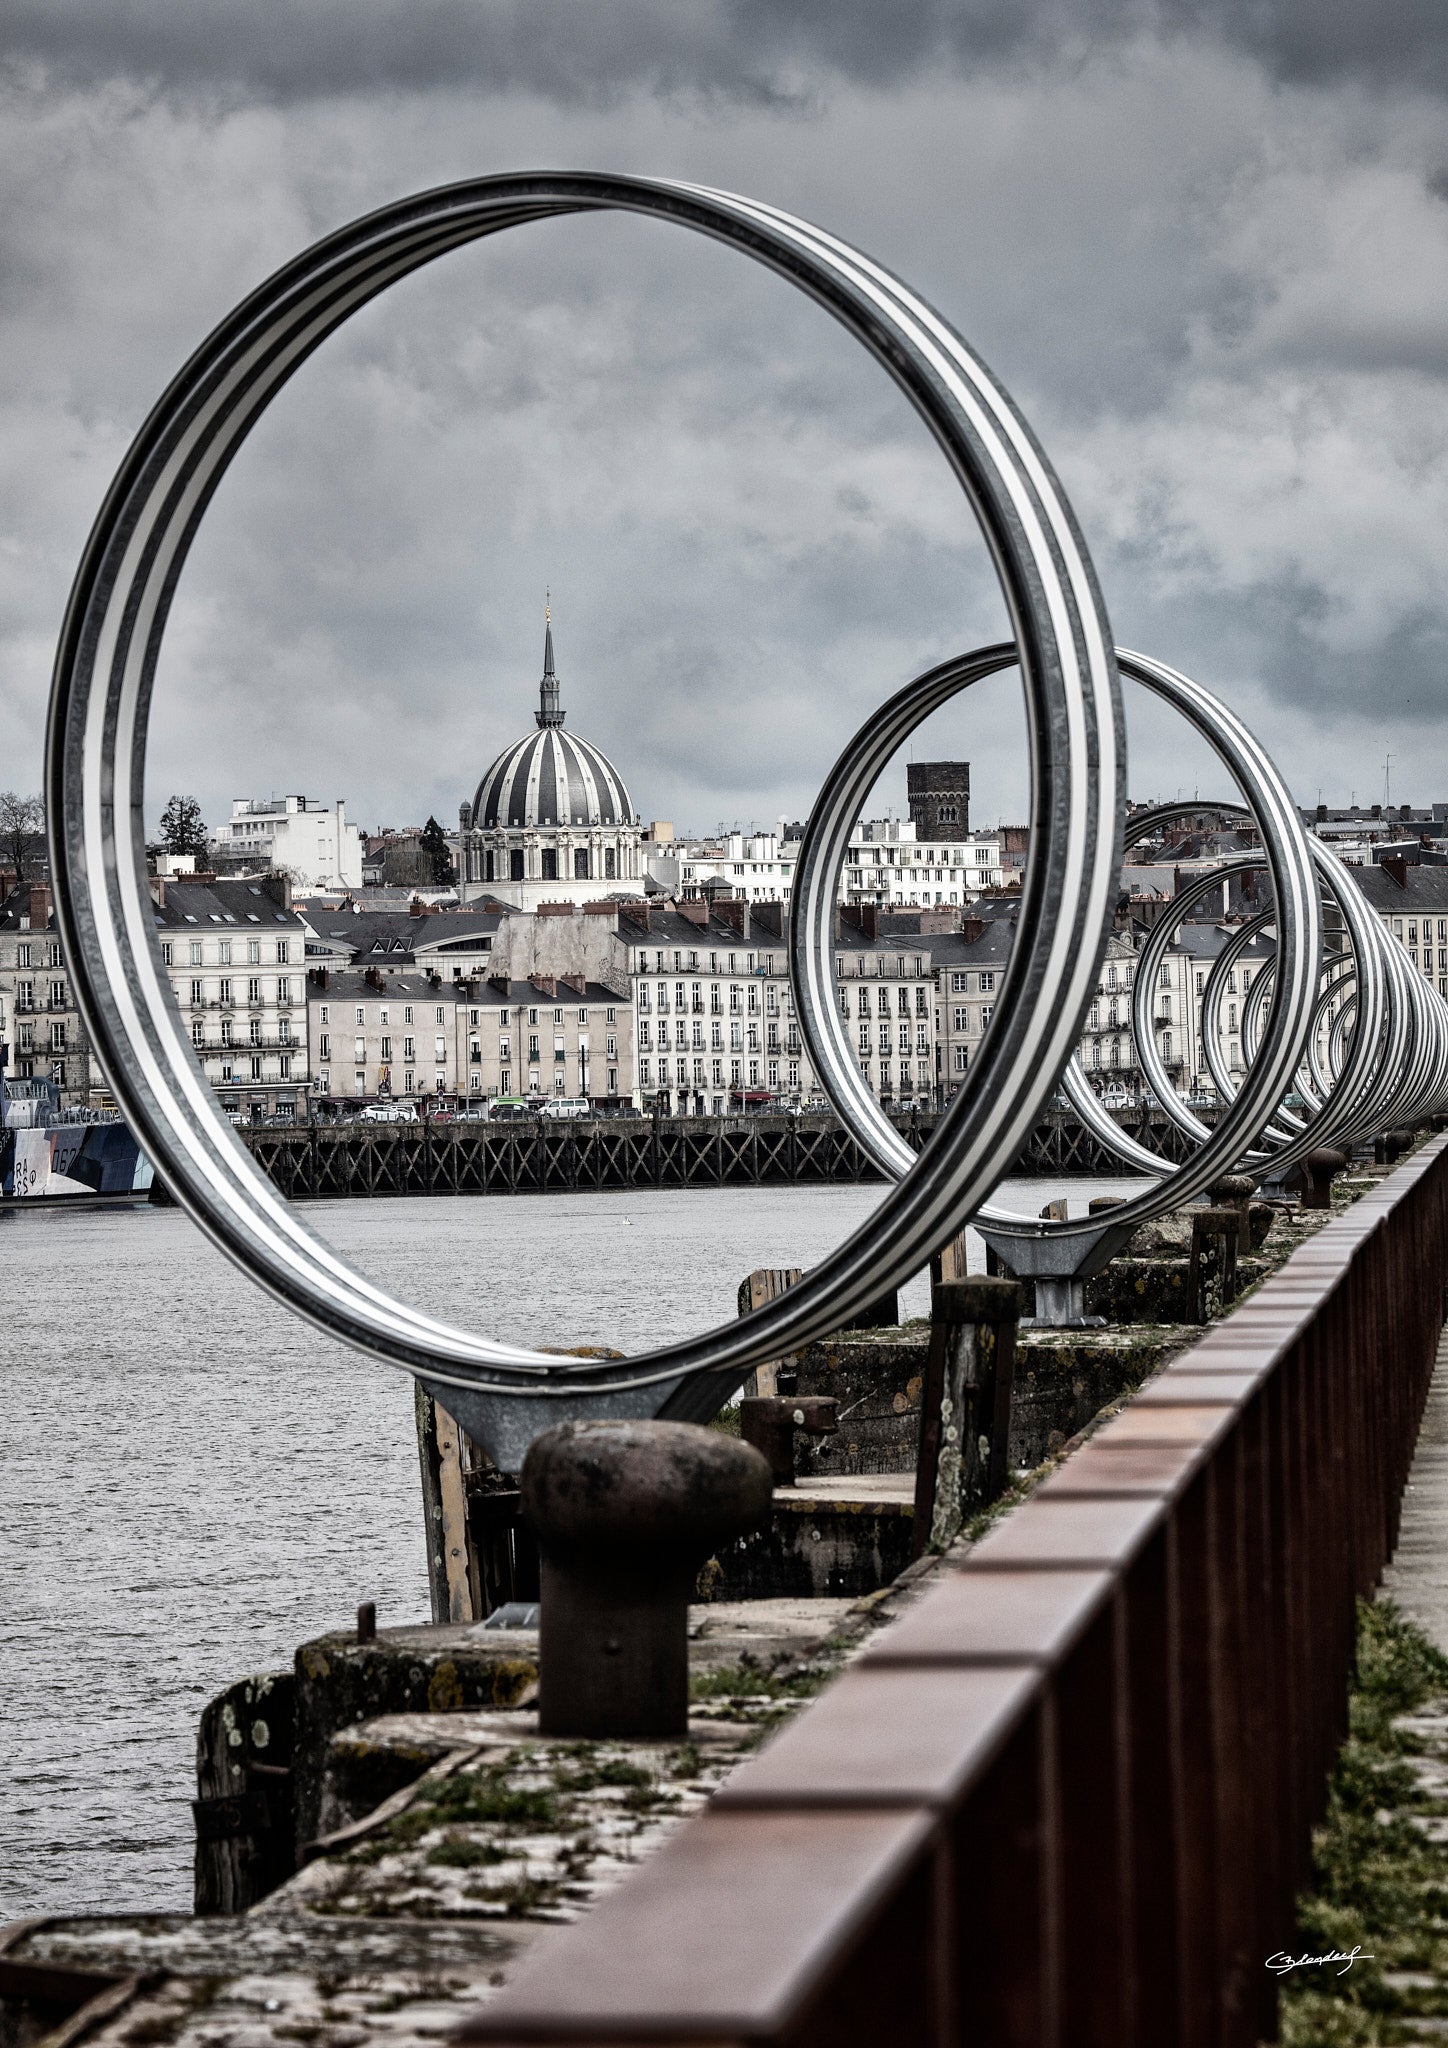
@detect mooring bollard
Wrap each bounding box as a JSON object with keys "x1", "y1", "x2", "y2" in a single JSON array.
[
  {"x1": 739, "y1": 1395, "x2": 839, "y2": 1486},
  {"x1": 521, "y1": 1420, "x2": 772, "y2": 1738},
  {"x1": 1300, "y1": 1145, "x2": 1349, "y2": 1210},
  {"x1": 912, "y1": 1276, "x2": 1022, "y2": 1558}
]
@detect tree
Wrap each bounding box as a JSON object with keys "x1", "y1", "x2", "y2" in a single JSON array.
[
  {"x1": 158, "y1": 794, "x2": 209, "y2": 861},
  {"x1": 419, "y1": 815, "x2": 457, "y2": 887},
  {"x1": 0, "y1": 791, "x2": 45, "y2": 881}
]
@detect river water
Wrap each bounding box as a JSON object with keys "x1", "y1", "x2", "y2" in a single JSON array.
[{"x1": 0, "y1": 1177, "x2": 1145, "y2": 1919}]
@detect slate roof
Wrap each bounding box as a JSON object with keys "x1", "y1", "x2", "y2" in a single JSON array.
[
  {"x1": 1352, "y1": 864, "x2": 1448, "y2": 913},
  {"x1": 151, "y1": 878, "x2": 305, "y2": 930}
]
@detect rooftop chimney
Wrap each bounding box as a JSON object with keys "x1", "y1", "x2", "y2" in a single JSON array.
[{"x1": 28, "y1": 883, "x2": 51, "y2": 929}]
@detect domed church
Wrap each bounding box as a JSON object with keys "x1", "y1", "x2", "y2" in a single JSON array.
[{"x1": 458, "y1": 613, "x2": 644, "y2": 909}]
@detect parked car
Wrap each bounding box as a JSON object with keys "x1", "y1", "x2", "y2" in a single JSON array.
[
  {"x1": 360, "y1": 1102, "x2": 419, "y2": 1124},
  {"x1": 541, "y1": 1098, "x2": 590, "y2": 1121},
  {"x1": 489, "y1": 1097, "x2": 538, "y2": 1122}
]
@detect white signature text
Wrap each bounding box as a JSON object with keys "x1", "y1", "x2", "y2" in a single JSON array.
[{"x1": 1266, "y1": 1947, "x2": 1373, "y2": 1978}]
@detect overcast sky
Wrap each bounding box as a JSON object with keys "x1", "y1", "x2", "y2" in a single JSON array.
[{"x1": 4, "y1": 2, "x2": 1448, "y2": 838}]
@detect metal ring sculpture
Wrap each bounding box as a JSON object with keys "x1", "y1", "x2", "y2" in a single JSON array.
[
  {"x1": 790, "y1": 642, "x2": 1448, "y2": 1286},
  {"x1": 45, "y1": 173, "x2": 1123, "y2": 1468}
]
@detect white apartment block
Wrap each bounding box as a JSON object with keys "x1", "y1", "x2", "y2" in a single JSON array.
[
  {"x1": 671, "y1": 832, "x2": 799, "y2": 904},
  {"x1": 0, "y1": 882, "x2": 104, "y2": 1106},
  {"x1": 213, "y1": 796, "x2": 362, "y2": 890},
  {"x1": 843, "y1": 819, "x2": 1004, "y2": 908},
  {"x1": 153, "y1": 877, "x2": 309, "y2": 1121}
]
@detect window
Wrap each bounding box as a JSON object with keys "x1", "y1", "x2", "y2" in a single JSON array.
[
  {"x1": 540, "y1": 849, "x2": 558, "y2": 881},
  {"x1": 249, "y1": 1019, "x2": 262, "y2": 1047},
  {"x1": 277, "y1": 979, "x2": 291, "y2": 1005},
  {"x1": 356, "y1": 1007, "x2": 365, "y2": 1025},
  {"x1": 249, "y1": 1055, "x2": 262, "y2": 1080},
  {"x1": 953, "y1": 1006, "x2": 968, "y2": 1032},
  {"x1": 606, "y1": 1006, "x2": 616, "y2": 1025},
  {"x1": 247, "y1": 939, "x2": 260, "y2": 964},
  {"x1": 953, "y1": 1044, "x2": 968, "y2": 1073},
  {"x1": 218, "y1": 978, "x2": 232, "y2": 1006},
  {"x1": 161, "y1": 942, "x2": 173, "y2": 966},
  {"x1": 436, "y1": 1007, "x2": 446, "y2": 1024},
  {"x1": 248, "y1": 977, "x2": 261, "y2": 1003},
  {"x1": 190, "y1": 979, "x2": 205, "y2": 1007},
  {"x1": 405, "y1": 1005, "x2": 415, "y2": 1024},
  {"x1": 320, "y1": 1005, "x2": 329, "y2": 1023},
  {"x1": 218, "y1": 940, "x2": 232, "y2": 967},
  {"x1": 189, "y1": 941, "x2": 203, "y2": 966},
  {"x1": 354, "y1": 1035, "x2": 366, "y2": 1059},
  {"x1": 979, "y1": 972, "x2": 995, "y2": 993},
  {"x1": 355, "y1": 1070, "x2": 366, "y2": 1095},
  {"x1": 380, "y1": 1036, "x2": 392, "y2": 1062},
  {"x1": 981, "y1": 1006, "x2": 993, "y2": 1028},
  {"x1": 405, "y1": 1036, "x2": 417, "y2": 1060},
  {"x1": 220, "y1": 1018, "x2": 233, "y2": 1048},
  {"x1": 276, "y1": 941, "x2": 289, "y2": 965},
  {"x1": 435, "y1": 1036, "x2": 447, "y2": 1061},
  {"x1": 191, "y1": 1018, "x2": 204, "y2": 1047},
  {"x1": 318, "y1": 1033, "x2": 330, "y2": 1060},
  {"x1": 528, "y1": 1008, "x2": 539, "y2": 1026}
]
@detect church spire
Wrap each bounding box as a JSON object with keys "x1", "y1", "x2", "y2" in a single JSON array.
[{"x1": 536, "y1": 593, "x2": 564, "y2": 729}]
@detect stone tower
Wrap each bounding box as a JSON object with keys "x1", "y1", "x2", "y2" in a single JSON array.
[{"x1": 906, "y1": 760, "x2": 970, "y2": 841}]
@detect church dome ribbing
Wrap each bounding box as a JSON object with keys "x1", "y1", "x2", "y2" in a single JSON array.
[{"x1": 469, "y1": 619, "x2": 634, "y2": 830}]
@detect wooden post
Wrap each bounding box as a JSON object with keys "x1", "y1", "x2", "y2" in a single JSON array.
[
  {"x1": 912, "y1": 1276, "x2": 1022, "y2": 1557},
  {"x1": 414, "y1": 1382, "x2": 480, "y2": 1624},
  {"x1": 194, "y1": 1669, "x2": 295, "y2": 1914},
  {"x1": 737, "y1": 1267, "x2": 803, "y2": 1397},
  {"x1": 932, "y1": 1230, "x2": 970, "y2": 1286},
  {"x1": 1187, "y1": 1208, "x2": 1240, "y2": 1323}
]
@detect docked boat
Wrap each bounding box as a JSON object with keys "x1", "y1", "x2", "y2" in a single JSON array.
[{"x1": 0, "y1": 1073, "x2": 154, "y2": 1202}]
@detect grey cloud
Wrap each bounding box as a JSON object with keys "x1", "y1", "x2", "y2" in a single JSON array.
[
  {"x1": 4, "y1": 31, "x2": 1448, "y2": 838},
  {"x1": 9, "y1": 0, "x2": 1448, "y2": 107}
]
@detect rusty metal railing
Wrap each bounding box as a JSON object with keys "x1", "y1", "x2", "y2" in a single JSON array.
[{"x1": 462, "y1": 1135, "x2": 1448, "y2": 2048}]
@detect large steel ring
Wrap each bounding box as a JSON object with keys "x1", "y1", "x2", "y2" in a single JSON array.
[
  {"x1": 45, "y1": 173, "x2": 1124, "y2": 1467},
  {"x1": 789, "y1": 644, "x2": 1321, "y2": 1257}
]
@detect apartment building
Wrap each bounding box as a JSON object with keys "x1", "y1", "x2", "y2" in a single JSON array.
[{"x1": 152, "y1": 876, "x2": 309, "y2": 1121}]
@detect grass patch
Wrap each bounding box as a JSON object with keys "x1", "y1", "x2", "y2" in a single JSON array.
[
  {"x1": 426, "y1": 1832, "x2": 507, "y2": 1869},
  {"x1": 1280, "y1": 1599, "x2": 1448, "y2": 2045},
  {"x1": 688, "y1": 1660, "x2": 834, "y2": 1703}
]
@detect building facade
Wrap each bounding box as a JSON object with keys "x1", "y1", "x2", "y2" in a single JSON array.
[
  {"x1": 0, "y1": 882, "x2": 103, "y2": 1107},
  {"x1": 153, "y1": 876, "x2": 310, "y2": 1121},
  {"x1": 843, "y1": 820, "x2": 1004, "y2": 908},
  {"x1": 308, "y1": 968, "x2": 458, "y2": 1103},
  {"x1": 212, "y1": 795, "x2": 362, "y2": 889}
]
